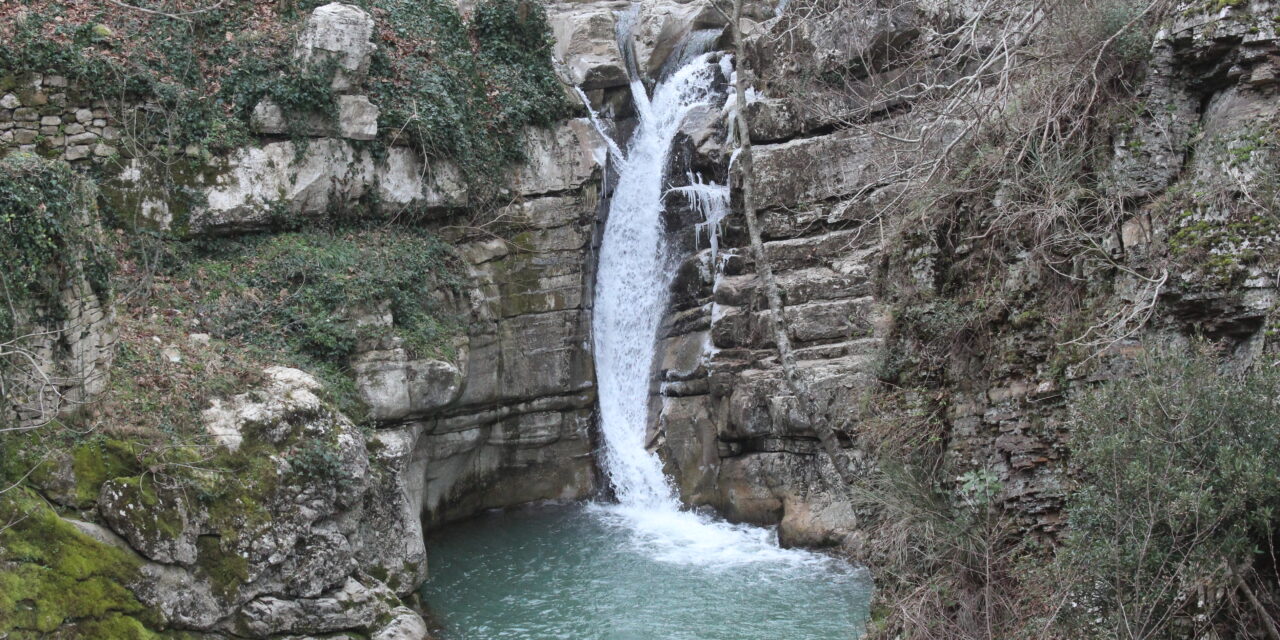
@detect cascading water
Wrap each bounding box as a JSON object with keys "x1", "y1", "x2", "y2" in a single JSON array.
[
  {"x1": 589, "y1": 44, "x2": 816, "y2": 568},
  {"x1": 419, "y1": 24, "x2": 872, "y2": 640},
  {"x1": 592, "y1": 54, "x2": 718, "y2": 511}
]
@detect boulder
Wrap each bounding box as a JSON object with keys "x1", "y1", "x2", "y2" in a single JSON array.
[
  {"x1": 201, "y1": 366, "x2": 329, "y2": 451},
  {"x1": 294, "y1": 2, "x2": 377, "y2": 92},
  {"x1": 549, "y1": 2, "x2": 630, "y2": 90},
  {"x1": 113, "y1": 365, "x2": 428, "y2": 634},
  {"x1": 231, "y1": 578, "x2": 386, "y2": 637},
  {"x1": 354, "y1": 352, "x2": 465, "y2": 423},
  {"x1": 97, "y1": 478, "x2": 198, "y2": 565}
]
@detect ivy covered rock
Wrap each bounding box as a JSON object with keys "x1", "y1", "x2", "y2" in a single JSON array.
[
  {"x1": 294, "y1": 2, "x2": 378, "y2": 94},
  {"x1": 0, "y1": 154, "x2": 116, "y2": 429}
]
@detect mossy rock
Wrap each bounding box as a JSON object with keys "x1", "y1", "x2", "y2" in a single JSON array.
[
  {"x1": 193, "y1": 535, "x2": 250, "y2": 602},
  {"x1": 98, "y1": 477, "x2": 197, "y2": 565},
  {"x1": 0, "y1": 488, "x2": 158, "y2": 636},
  {"x1": 26, "y1": 438, "x2": 141, "y2": 510}
]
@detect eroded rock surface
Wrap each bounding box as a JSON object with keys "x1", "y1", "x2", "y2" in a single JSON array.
[{"x1": 98, "y1": 367, "x2": 428, "y2": 636}]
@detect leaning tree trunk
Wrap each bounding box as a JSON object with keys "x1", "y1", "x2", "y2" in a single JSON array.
[{"x1": 725, "y1": 0, "x2": 855, "y2": 488}]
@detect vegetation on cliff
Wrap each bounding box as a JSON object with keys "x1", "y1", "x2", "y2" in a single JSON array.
[
  {"x1": 0, "y1": 154, "x2": 112, "y2": 344},
  {"x1": 0, "y1": 0, "x2": 569, "y2": 200},
  {"x1": 0, "y1": 488, "x2": 158, "y2": 638}
]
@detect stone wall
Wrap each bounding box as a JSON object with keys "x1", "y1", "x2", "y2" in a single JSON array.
[{"x1": 0, "y1": 73, "x2": 119, "y2": 163}]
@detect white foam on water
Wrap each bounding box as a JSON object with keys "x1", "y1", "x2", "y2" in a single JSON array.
[{"x1": 589, "y1": 502, "x2": 838, "y2": 570}]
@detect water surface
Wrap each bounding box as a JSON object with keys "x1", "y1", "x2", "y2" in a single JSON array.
[{"x1": 420, "y1": 503, "x2": 873, "y2": 639}]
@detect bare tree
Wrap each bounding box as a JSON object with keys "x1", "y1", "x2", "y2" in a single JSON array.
[{"x1": 714, "y1": 0, "x2": 858, "y2": 488}]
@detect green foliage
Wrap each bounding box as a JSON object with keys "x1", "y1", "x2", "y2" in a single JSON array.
[
  {"x1": 878, "y1": 298, "x2": 980, "y2": 384},
  {"x1": 222, "y1": 57, "x2": 341, "y2": 133},
  {"x1": 0, "y1": 7, "x2": 266, "y2": 153},
  {"x1": 194, "y1": 230, "x2": 460, "y2": 360},
  {"x1": 0, "y1": 154, "x2": 112, "y2": 342},
  {"x1": 177, "y1": 229, "x2": 462, "y2": 421},
  {"x1": 956, "y1": 468, "x2": 1001, "y2": 509},
  {"x1": 0, "y1": 488, "x2": 157, "y2": 637},
  {"x1": 361, "y1": 0, "x2": 572, "y2": 198},
  {"x1": 1053, "y1": 343, "x2": 1280, "y2": 636},
  {"x1": 287, "y1": 438, "x2": 354, "y2": 490}
]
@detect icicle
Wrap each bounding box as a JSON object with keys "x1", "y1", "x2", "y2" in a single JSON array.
[{"x1": 667, "y1": 172, "x2": 730, "y2": 265}]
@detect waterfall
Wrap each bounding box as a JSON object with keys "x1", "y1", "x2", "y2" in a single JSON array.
[
  {"x1": 593, "y1": 54, "x2": 721, "y2": 509},
  {"x1": 585, "y1": 31, "x2": 812, "y2": 569}
]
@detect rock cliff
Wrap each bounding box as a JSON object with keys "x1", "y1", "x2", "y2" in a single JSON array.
[{"x1": 5, "y1": 0, "x2": 1280, "y2": 636}]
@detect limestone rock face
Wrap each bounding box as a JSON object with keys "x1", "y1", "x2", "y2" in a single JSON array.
[
  {"x1": 115, "y1": 117, "x2": 602, "y2": 234},
  {"x1": 401, "y1": 194, "x2": 602, "y2": 525},
  {"x1": 355, "y1": 353, "x2": 464, "y2": 423},
  {"x1": 251, "y1": 95, "x2": 380, "y2": 140},
  {"x1": 295, "y1": 2, "x2": 377, "y2": 92},
  {"x1": 117, "y1": 367, "x2": 429, "y2": 637},
  {"x1": 549, "y1": 1, "x2": 630, "y2": 90},
  {"x1": 171, "y1": 139, "x2": 465, "y2": 232},
  {"x1": 653, "y1": 208, "x2": 884, "y2": 544},
  {"x1": 646, "y1": 0, "x2": 1280, "y2": 554},
  {"x1": 631, "y1": 0, "x2": 726, "y2": 77},
  {"x1": 514, "y1": 119, "x2": 609, "y2": 194}
]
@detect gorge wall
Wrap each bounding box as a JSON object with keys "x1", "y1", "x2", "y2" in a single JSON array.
[
  {"x1": 651, "y1": 0, "x2": 1280, "y2": 551},
  {"x1": 4, "y1": 0, "x2": 1280, "y2": 637}
]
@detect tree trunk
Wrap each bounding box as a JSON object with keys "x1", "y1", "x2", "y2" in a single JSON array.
[{"x1": 726, "y1": 0, "x2": 855, "y2": 488}]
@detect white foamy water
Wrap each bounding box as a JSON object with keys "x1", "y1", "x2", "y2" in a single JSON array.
[
  {"x1": 593, "y1": 53, "x2": 720, "y2": 511},
  {"x1": 590, "y1": 49, "x2": 838, "y2": 569}
]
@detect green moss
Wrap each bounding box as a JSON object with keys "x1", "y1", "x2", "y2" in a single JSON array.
[
  {"x1": 96, "y1": 154, "x2": 226, "y2": 234},
  {"x1": 65, "y1": 440, "x2": 140, "y2": 508},
  {"x1": 195, "y1": 535, "x2": 249, "y2": 601},
  {"x1": 0, "y1": 488, "x2": 156, "y2": 636}
]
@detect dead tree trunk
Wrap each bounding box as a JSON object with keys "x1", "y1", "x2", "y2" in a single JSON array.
[{"x1": 725, "y1": 0, "x2": 856, "y2": 488}]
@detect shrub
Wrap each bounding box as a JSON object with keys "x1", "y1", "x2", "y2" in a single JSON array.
[
  {"x1": 1052, "y1": 342, "x2": 1280, "y2": 638},
  {"x1": 361, "y1": 0, "x2": 572, "y2": 199}
]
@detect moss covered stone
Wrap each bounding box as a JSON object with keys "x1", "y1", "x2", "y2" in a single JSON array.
[
  {"x1": 0, "y1": 488, "x2": 157, "y2": 637},
  {"x1": 98, "y1": 477, "x2": 196, "y2": 565},
  {"x1": 22, "y1": 438, "x2": 141, "y2": 510},
  {"x1": 194, "y1": 535, "x2": 250, "y2": 602}
]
